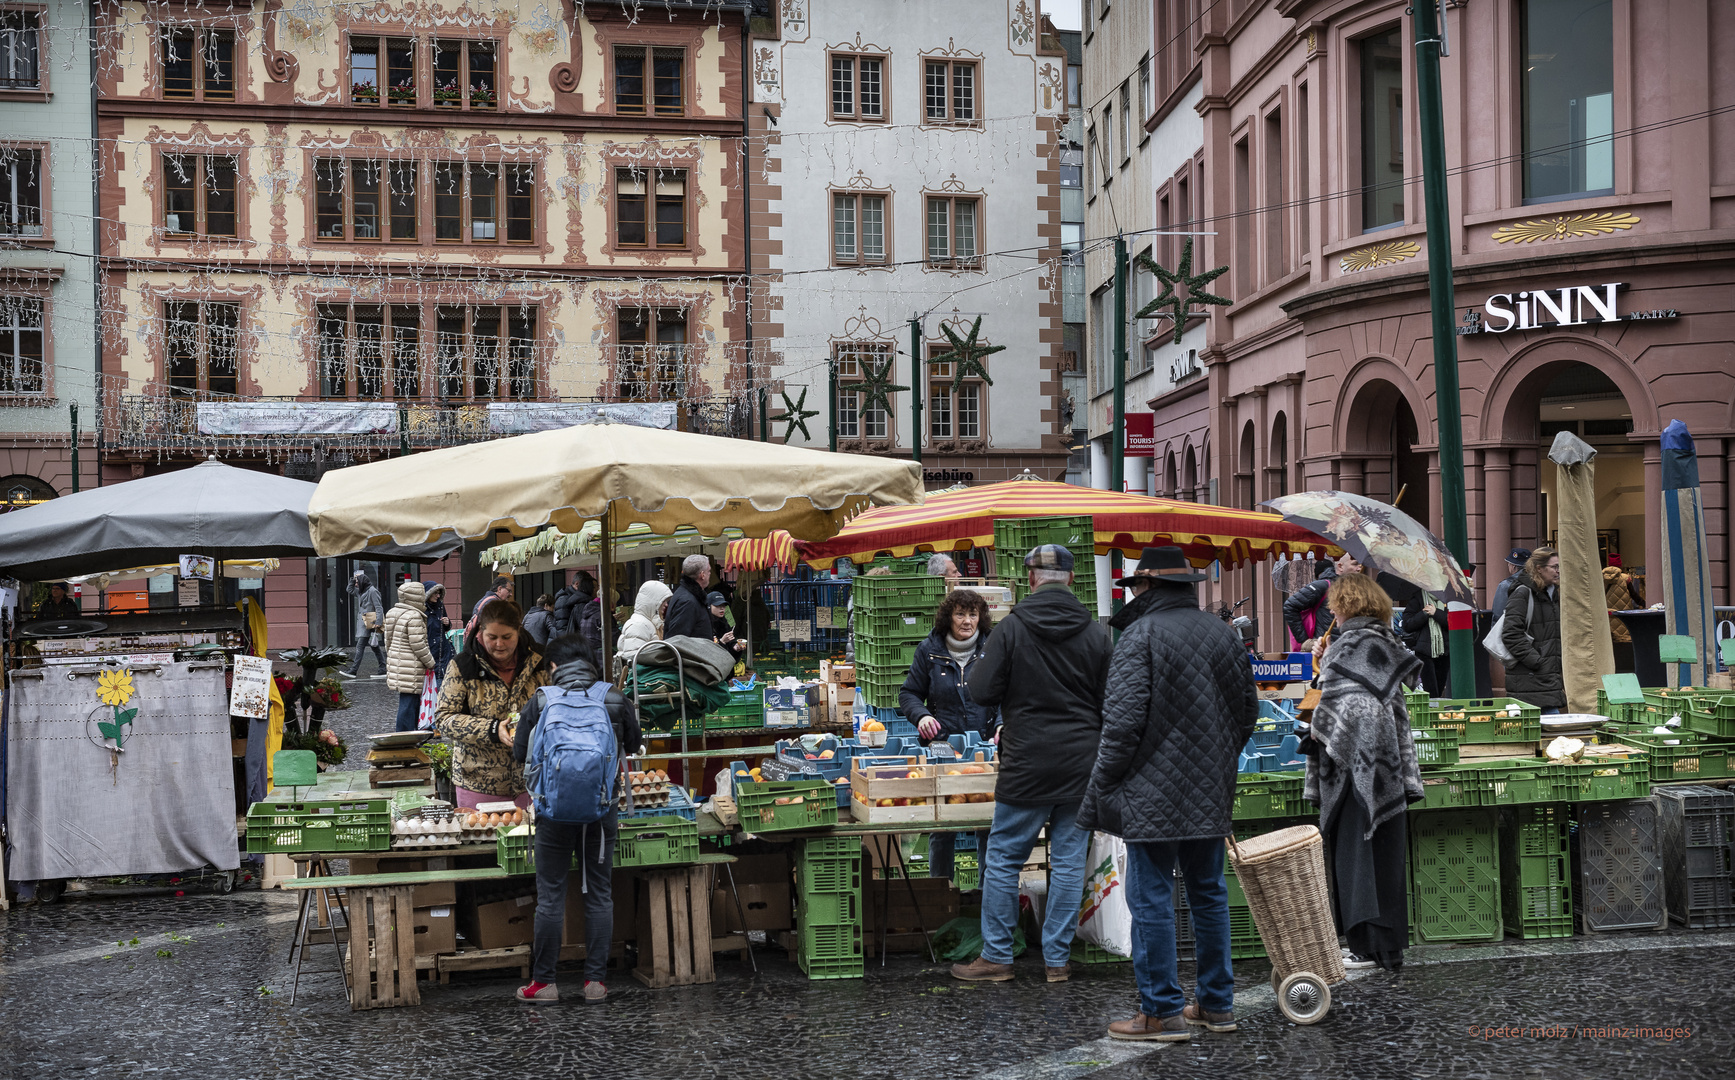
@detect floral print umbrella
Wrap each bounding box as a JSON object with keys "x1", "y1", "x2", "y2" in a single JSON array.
[{"x1": 1261, "y1": 490, "x2": 1475, "y2": 605}]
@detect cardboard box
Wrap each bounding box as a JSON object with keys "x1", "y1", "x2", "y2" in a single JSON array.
[
  {"x1": 865, "y1": 877, "x2": 961, "y2": 930},
  {"x1": 765, "y1": 704, "x2": 811, "y2": 728},
  {"x1": 711, "y1": 883, "x2": 793, "y2": 933},
  {"x1": 470, "y1": 894, "x2": 537, "y2": 950},
  {"x1": 820, "y1": 660, "x2": 856, "y2": 686},
  {"x1": 412, "y1": 905, "x2": 458, "y2": 956},
  {"x1": 730, "y1": 852, "x2": 792, "y2": 886},
  {"x1": 562, "y1": 869, "x2": 634, "y2": 946}
]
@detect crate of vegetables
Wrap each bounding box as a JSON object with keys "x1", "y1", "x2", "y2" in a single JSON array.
[
  {"x1": 849, "y1": 756, "x2": 937, "y2": 824},
  {"x1": 935, "y1": 753, "x2": 997, "y2": 822},
  {"x1": 734, "y1": 777, "x2": 839, "y2": 832}
]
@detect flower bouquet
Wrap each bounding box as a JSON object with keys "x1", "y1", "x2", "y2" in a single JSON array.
[{"x1": 282, "y1": 725, "x2": 348, "y2": 766}]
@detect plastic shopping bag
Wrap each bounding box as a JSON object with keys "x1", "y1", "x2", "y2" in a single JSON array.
[
  {"x1": 1075, "y1": 831, "x2": 1133, "y2": 957},
  {"x1": 417, "y1": 670, "x2": 439, "y2": 730}
]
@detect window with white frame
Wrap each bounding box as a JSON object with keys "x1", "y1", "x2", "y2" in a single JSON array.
[
  {"x1": 0, "y1": 295, "x2": 43, "y2": 394},
  {"x1": 1119, "y1": 82, "x2": 1131, "y2": 162},
  {"x1": 0, "y1": 147, "x2": 42, "y2": 236},
  {"x1": 830, "y1": 52, "x2": 884, "y2": 120},
  {"x1": 923, "y1": 59, "x2": 976, "y2": 123},
  {"x1": 1101, "y1": 105, "x2": 1113, "y2": 175},
  {"x1": 832, "y1": 191, "x2": 886, "y2": 264},
  {"x1": 834, "y1": 341, "x2": 891, "y2": 439},
  {"x1": 928, "y1": 358, "x2": 984, "y2": 441},
  {"x1": 0, "y1": 10, "x2": 41, "y2": 89},
  {"x1": 925, "y1": 195, "x2": 979, "y2": 267}
]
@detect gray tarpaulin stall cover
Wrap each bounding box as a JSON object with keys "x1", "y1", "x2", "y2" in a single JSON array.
[{"x1": 5, "y1": 661, "x2": 239, "y2": 880}]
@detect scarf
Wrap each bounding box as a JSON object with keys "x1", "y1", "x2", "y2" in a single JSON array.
[
  {"x1": 945, "y1": 631, "x2": 979, "y2": 667},
  {"x1": 1304, "y1": 617, "x2": 1425, "y2": 839}
]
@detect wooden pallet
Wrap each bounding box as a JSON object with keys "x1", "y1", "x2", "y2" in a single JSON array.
[
  {"x1": 427, "y1": 942, "x2": 626, "y2": 984},
  {"x1": 346, "y1": 886, "x2": 420, "y2": 1010},
  {"x1": 632, "y1": 864, "x2": 716, "y2": 988}
]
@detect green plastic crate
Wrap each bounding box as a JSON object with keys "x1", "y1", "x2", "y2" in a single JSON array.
[
  {"x1": 735, "y1": 778, "x2": 839, "y2": 832},
  {"x1": 797, "y1": 951, "x2": 864, "y2": 980},
  {"x1": 1070, "y1": 939, "x2": 1131, "y2": 964},
  {"x1": 1409, "y1": 808, "x2": 1503, "y2": 943},
  {"x1": 1616, "y1": 729, "x2": 1735, "y2": 783},
  {"x1": 1417, "y1": 766, "x2": 1499, "y2": 810},
  {"x1": 854, "y1": 662, "x2": 908, "y2": 708},
  {"x1": 1228, "y1": 905, "x2": 1266, "y2": 959},
  {"x1": 797, "y1": 920, "x2": 864, "y2": 961},
  {"x1": 952, "y1": 853, "x2": 980, "y2": 892},
  {"x1": 797, "y1": 857, "x2": 862, "y2": 896},
  {"x1": 800, "y1": 835, "x2": 863, "y2": 860},
  {"x1": 797, "y1": 890, "x2": 861, "y2": 926},
  {"x1": 1421, "y1": 698, "x2": 1543, "y2": 744},
  {"x1": 613, "y1": 814, "x2": 699, "y2": 868},
  {"x1": 1551, "y1": 755, "x2": 1649, "y2": 802},
  {"x1": 856, "y1": 607, "x2": 935, "y2": 641},
  {"x1": 1686, "y1": 696, "x2": 1735, "y2": 739},
  {"x1": 1231, "y1": 771, "x2": 1308, "y2": 821},
  {"x1": 1499, "y1": 805, "x2": 1573, "y2": 938},
  {"x1": 852, "y1": 577, "x2": 946, "y2": 609},
  {"x1": 1412, "y1": 726, "x2": 1462, "y2": 768},
  {"x1": 244, "y1": 799, "x2": 393, "y2": 854},
  {"x1": 853, "y1": 636, "x2": 920, "y2": 672}
]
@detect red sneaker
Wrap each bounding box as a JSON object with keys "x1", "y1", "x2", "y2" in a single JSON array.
[{"x1": 515, "y1": 981, "x2": 559, "y2": 1004}]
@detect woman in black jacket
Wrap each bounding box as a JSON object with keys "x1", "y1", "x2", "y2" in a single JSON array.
[
  {"x1": 899, "y1": 589, "x2": 997, "y2": 883},
  {"x1": 1501, "y1": 548, "x2": 1564, "y2": 713},
  {"x1": 1400, "y1": 590, "x2": 1449, "y2": 695}
]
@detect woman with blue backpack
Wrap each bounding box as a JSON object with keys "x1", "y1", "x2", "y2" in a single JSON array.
[{"x1": 510, "y1": 632, "x2": 641, "y2": 1005}]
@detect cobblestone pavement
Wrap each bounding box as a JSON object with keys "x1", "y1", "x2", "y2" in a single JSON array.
[{"x1": 3, "y1": 879, "x2": 1731, "y2": 1080}]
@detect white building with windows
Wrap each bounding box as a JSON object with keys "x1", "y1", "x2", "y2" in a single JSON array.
[
  {"x1": 750, "y1": 0, "x2": 1072, "y2": 486},
  {"x1": 0, "y1": 0, "x2": 99, "y2": 503}
]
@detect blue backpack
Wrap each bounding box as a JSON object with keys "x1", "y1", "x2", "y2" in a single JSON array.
[{"x1": 525, "y1": 683, "x2": 620, "y2": 824}]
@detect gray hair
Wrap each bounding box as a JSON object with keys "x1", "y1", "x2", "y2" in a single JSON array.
[
  {"x1": 1029, "y1": 568, "x2": 1072, "y2": 587},
  {"x1": 681, "y1": 553, "x2": 710, "y2": 578},
  {"x1": 926, "y1": 554, "x2": 957, "y2": 576}
]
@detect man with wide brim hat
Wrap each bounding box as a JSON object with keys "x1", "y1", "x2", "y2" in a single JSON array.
[{"x1": 1081, "y1": 545, "x2": 1258, "y2": 1042}]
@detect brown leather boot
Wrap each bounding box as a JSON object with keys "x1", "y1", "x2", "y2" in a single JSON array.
[
  {"x1": 950, "y1": 956, "x2": 1015, "y2": 982},
  {"x1": 1182, "y1": 1002, "x2": 1237, "y2": 1032},
  {"x1": 1045, "y1": 964, "x2": 1070, "y2": 983},
  {"x1": 1107, "y1": 1012, "x2": 1190, "y2": 1042}
]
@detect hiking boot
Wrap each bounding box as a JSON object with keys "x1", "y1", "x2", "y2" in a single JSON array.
[
  {"x1": 514, "y1": 981, "x2": 558, "y2": 1004},
  {"x1": 582, "y1": 980, "x2": 607, "y2": 1003},
  {"x1": 1183, "y1": 1002, "x2": 1237, "y2": 1032},
  {"x1": 950, "y1": 957, "x2": 1014, "y2": 982},
  {"x1": 1107, "y1": 1012, "x2": 1189, "y2": 1042},
  {"x1": 1045, "y1": 964, "x2": 1070, "y2": 983}
]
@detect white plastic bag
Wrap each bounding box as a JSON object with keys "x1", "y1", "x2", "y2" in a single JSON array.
[{"x1": 1075, "y1": 831, "x2": 1133, "y2": 957}]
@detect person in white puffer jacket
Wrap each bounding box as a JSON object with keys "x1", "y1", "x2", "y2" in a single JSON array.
[
  {"x1": 382, "y1": 580, "x2": 435, "y2": 731},
  {"x1": 616, "y1": 579, "x2": 673, "y2": 665}
]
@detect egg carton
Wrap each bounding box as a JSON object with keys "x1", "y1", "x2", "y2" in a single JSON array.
[{"x1": 391, "y1": 833, "x2": 463, "y2": 849}]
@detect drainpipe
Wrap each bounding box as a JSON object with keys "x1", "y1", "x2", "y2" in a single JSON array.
[
  {"x1": 739, "y1": 4, "x2": 755, "y2": 439},
  {"x1": 89, "y1": 2, "x2": 103, "y2": 486}
]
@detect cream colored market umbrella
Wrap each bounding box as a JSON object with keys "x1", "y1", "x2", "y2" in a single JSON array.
[{"x1": 1550, "y1": 431, "x2": 1616, "y2": 712}]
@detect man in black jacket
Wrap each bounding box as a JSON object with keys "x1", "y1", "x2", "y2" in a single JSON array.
[
  {"x1": 510, "y1": 633, "x2": 640, "y2": 1005},
  {"x1": 661, "y1": 554, "x2": 716, "y2": 641},
  {"x1": 550, "y1": 570, "x2": 595, "y2": 638},
  {"x1": 953, "y1": 545, "x2": 1113, "y2": 985},
  {"x1": 1282, "y1": 552, "x2": 1362, "y2": 649},
  {"x1": 1078, "y1": 547, "x2": 1258, "y2": 1041}
]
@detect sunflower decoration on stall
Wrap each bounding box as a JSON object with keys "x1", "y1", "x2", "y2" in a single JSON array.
[{"x1": 94, "y1": 667, "x2": 140, "y2": 780}]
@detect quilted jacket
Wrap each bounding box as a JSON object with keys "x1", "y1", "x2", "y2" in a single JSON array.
[
  {"x1": 1078, "y1": 584, "x2": 1259, "y2": 842},
  {"x1": 381, "y1": 582, "x2": 435, "y2": 694},
  {"x1": 435, "y1": 645, "x2": 551, "y2": 796}
]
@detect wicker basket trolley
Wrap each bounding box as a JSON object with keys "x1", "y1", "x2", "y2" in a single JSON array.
[{"x1": 1225, "y1": 823, "x2": 1346, "y2": 1024}]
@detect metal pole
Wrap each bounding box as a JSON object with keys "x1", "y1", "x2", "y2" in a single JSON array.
[
  {"x1": 1414, "y1": 1, "x2": 1475, "y2": 697},
  {"x1": 909, "y1": 316, "x2": 923, "y2": 466},
  {"x1": 399, "y1": 407, "x2": 409, "y2": 457},
  {"x1": 1110, "y1": 237, "x2": 1128, "y2": 614},
  {"x1": 70, "y1": 404, "x2": 80, "y2": 493},
  {"x1": 829, "y1": 357, "x2": 838, "y2": 453},
  {"x1": 759, "y1": 387, "x2": 768, "y2": 442}
]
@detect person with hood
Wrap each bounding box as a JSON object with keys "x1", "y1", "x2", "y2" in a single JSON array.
[
  {"x1": 34, "y1": 582, "x2": 80, "y2": 620},
  {"x1": 1602, "y1": 554, "x2": 1644, "y2": 673},
  {"x1": 954, "y1": 545, "x2": 1113, "y2": 984},
  {"x1": 1305, "y1": 571, "x2": 1424, "y2": 971},
  {"x1": 617, "y1": 579, "x2": 673, "y2": 664},
  {"x1": 423, "y1": 581, "x2": 456, "y2": 685},
  {"x1": 434, "y1": 601, "x2": 551, "y2": 807},
  {"x1": 1081, "y1": 547, "x2": 1258, "y2": 1042},
  {"x1": 1283, "y1": 551, "x2": 1364, "y2": 651},
  {"x1": 1501, "y1": 548, "x2": 1564, "y2": 713},
  {"x1": 551, "y1": 571, "x2": 595, "y2": 638},
  {"x1": 522, "y1": 594, "x2": 556, "y2": 646},
  {"x1": 343, "y1": 570, "x2": 387, "y2": 678},
  {"x1": 900, "y1": 588, "x2": 997, "y2": 883},
  {"x1": 511, "y1": 632, "x2": 641, "y2": 1005},
  {"x1": 382, "y1": 581, "x2": 436, "y2": 732},
  {"x1": 662, "y1": 554, "x2": 715, "y2": 641}
]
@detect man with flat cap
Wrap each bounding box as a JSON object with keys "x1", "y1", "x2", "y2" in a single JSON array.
[{"x1": 1081, "y1": 547, "x2": 1259, "y2": 1042}]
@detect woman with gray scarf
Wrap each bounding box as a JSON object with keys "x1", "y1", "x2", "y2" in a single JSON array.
[{"x1": 1303, "y1": 571, "x2": 1424, "y2": 971}]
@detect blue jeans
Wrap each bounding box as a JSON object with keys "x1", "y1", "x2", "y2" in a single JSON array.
[
  {"x1": 395, "y1": 692, "x2": 421, "y2": 732},
  {"x1": 979, "y1": 801, "x2": 1089, "y2": 967},
  {"x1": 532, "y1": 815, "x2": 617, "y2": 985},
  {"x1": 928, "y1": 830, "x2": 990, "y2": 882},
  {"x1": 1126, "y1": 839, "x2": 1234, "y2": 1018}
]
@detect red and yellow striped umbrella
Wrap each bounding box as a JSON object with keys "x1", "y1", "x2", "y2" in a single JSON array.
[
  {"x1": 793, "y1": 479, "x2": 1337, "y2": 569},
  {"x1": 725, "y1": 529, "x2": 797, "y2": 573}
]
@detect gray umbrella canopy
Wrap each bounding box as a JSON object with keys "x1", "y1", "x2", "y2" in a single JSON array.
[{"x1": 0, "y1": 459, "x2": 460, "y2": 582}]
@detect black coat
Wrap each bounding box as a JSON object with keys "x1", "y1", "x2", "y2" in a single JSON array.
[
  {"x1": 551, "y1": 585, "x2": 588, "y2": 638},
  {"x1": 1283, "y1": 564, "x2": 1337, "y2": 644},
  {"x1": 662, "y1": 576, "x2": 714, "y2": 642},
  {"x1": 511, "y1": 650, "x2": 641, "y2": 764},
  {"x1": 1401, "y1": 591, "x2": 1449, "y2": 659},
  {"x1": 898, "y1": 629, "x2": 997, "y2": 743},
  {"x1": 1078, "y1": 585, "x2": 1259, "y2": 843},
  {"x1": 1501, "y1": 574, "x2": 1563, "y2": 710},
  {"x1": 967, "y1": 583, "x2": 1113, "y2": 806}
]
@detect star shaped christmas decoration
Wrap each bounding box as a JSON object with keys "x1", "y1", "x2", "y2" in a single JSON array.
[
  {"x1": 1135, "y1": 238, "x2": 1232, "y2": 344},
  {"x1": 928, "y1": 316, "x2": 1003, "y2": 393},
  {"x1": 854, "y1": 353, "x2": 908, "y2": 420},
  {"x1": 772, "y1": 387, "x2": 819, "y2": 442}
]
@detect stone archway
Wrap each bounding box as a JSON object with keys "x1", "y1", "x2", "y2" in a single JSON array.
[{"x1": 1337, "y1": 374, "x2": 1429, "y2": 527}]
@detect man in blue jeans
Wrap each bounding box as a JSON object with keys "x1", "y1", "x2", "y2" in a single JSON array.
[
  {"x1": 954, "y1": 545, "x2": 1113, "y2": 983},
  {"x1": 1080, "y1": 546, "x2": 1259, "y2": 1040}
]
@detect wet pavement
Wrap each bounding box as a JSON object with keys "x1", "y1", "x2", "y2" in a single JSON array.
[{"x1": 3, "y1": 880, "x2": 1731, "y2": 1080}]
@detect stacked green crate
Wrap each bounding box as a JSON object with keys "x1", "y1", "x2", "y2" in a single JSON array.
[
  {"x1": 795, "y1": 836, "x2": 864, "y2": 979},
  {"x1": 992, "y1": 515, "x2": 1096, "y2": 605},
  {"x1": 1499, "y1": 804, "x2": 1573, "y2": 938},
  {"x1": 1409, "y1": 808, "x2": 1503, "y2": 943},
  {"x1": 851, "y1": 573, "x2": 946, "y2": 708}
]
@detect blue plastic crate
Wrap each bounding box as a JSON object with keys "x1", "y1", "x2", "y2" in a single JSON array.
[
  {"x1": 1259, "y1": 699, "x2": 1298, "y2": 722},
  {"x1": 620, "y1": 784, "x2": 697, "y2": 822}
]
